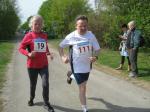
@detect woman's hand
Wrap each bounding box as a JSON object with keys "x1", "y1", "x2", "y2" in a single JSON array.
[
  {"x1": 49, "y1": 53, "x2": 54, "y2": 60},
  {"x1": 47, "y1": 52, "x2": 54, "y2": 60},
  {"x1": 119, "y1": 35, "x2": 123, "y2": 39},
  {"x1": 27, "y1": 51, "x2": 36, "y2": 58}
]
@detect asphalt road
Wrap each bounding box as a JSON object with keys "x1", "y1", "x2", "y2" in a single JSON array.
[{"x1": 2, "y1": 42, "x2": 150, "y2": 112}]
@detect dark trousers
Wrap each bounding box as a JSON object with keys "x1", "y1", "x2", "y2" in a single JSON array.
[
  {"x1": 129, "y1": 48, "x2": 139, "y2": 75},
  {"x1": 28, "y1": 66, "x2": 49, "y2": 104},
  {"x1": 121, "y1": 56, "x2": 131, "y2": 65}
]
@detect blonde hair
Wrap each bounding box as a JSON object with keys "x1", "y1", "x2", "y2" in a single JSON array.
[
  {"x1": 29, "y1": 15, "x2": 44, "y2": 28},
  {"x1": 128, "y1": 20, "x2": 136, "y2": 27}
]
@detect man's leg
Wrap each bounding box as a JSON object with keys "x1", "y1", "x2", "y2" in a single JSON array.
[
  {"x1": 74, "y1": 73, "x2": 89, "y2": 112},
  {"x1": 67, "y1": 70, "x2": 72, "y2": 84},
  {"x1": 79, "y1": 81, "x2": 88, "y2": 112},
  {"x1": 129, "y1": 49, "x2": 138, "y2": 77}
]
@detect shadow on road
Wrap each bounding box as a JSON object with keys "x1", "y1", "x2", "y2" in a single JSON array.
[
  {"x1": 138, "y1": 68, "x2": 150, "y2": 77},
  {"x1": 52, "y1": 97, "x2": 150, "y2": 112},
  {"x1": 88, "y1": 97, "x2": 150, "y2": 112},
  {"x1": 34, "y1": 102, "x2": 43, "y2": 106}
]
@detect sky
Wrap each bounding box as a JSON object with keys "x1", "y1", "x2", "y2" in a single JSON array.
[
  {"x1": 17, "y1": 0, "x2": 95, "y2": 23},
  {"x1": 17, "y1": 0, "x2": 46, "y2": 23}
]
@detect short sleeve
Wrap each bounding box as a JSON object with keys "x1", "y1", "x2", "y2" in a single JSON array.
[
  {"x1": 91, "y1": 34, "x2": 100, "y2": 51},
  {"x1": 59, "y1": 33, "x2": 74, "y2": 48}
]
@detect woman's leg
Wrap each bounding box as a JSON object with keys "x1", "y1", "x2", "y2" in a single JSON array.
[
  {"x1": 116, "y1": 56, "x2": 125, "y2": 70},
  {"x1": 127, "y1": 56, "x2": 131, "y2": 71},
  {"x1": 39, "y1": 67, "x2": 55, "y2": 111},
  {"x1": 121, "y1": 56, "x2": 125, "y2": 65},
  {"x1": 27, "y1": 68, "x2": 38, "y2": 105},
  {"x1": 127, "y1": 56, "x2": 131, "y2": 65},
  {"x1": 39, "y1": 66, "x2": 49, "y2": 104}
]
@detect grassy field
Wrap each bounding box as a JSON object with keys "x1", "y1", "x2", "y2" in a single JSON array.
[
  {"x1": 0, "y1": 42, "x2": 15, "y2": 88},
  {"x1": 48, "y1": 39, "x2": 150, "y2": 82},
  {"x1": 0, "y1": 41, "x2": 15, "y2": 111},
  {"x1": 97, "y1": 48, "x2": 150, "y2": 81}
]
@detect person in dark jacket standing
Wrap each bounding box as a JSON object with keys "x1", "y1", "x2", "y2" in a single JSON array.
[{"x1": 126, "y1": 21, "x2": 141, "y2": 78}]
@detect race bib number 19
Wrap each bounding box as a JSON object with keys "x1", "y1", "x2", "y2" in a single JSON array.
[{"x1": 34, "y1": 38, "x2": 46, "y2": 52}]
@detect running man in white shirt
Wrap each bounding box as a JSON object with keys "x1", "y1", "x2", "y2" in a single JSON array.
[{"x1": 59, "y1": 15, "x2": 100, "y2": 112}]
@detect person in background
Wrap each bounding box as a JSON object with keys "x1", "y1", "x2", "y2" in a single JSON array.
[
  {"x1": 126, "y1": 21, "x2": 141, "y2": 78},
  {"x1": 19, "y1": 15, "x2": 55, "y2": 112},
  {"x1": 59, "y1": 15, "x2": 100, "y2": 112},
  {"x1": 116, "y1": 24, "x2": 131, "y2": 71}
]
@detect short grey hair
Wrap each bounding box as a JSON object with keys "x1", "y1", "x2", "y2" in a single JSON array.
[
  {"x1": 128, "y1": 20, "x2": 136, "y2": 27},
  {"x1": 75, "y1": 15, "x2": 88, "y2": 22},
  {"x1": 29, "y1": 15, "x2": 44, "y2": 28}
]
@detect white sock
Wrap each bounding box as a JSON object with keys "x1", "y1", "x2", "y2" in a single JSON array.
[
  {"x1": 70, "y1": 74, "x2": 75, "y2": 80},
  {"x1": 82, "y1": 105, "x2": 88, "y2": 112}
]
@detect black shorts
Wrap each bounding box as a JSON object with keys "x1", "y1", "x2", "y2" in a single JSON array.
[{"x1": 74, "y1": 72, "x2": 90, "y2": 85}]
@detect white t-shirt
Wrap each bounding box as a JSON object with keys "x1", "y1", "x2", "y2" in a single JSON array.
[{"x1": 59, "y1": 30, "x2": 100, "y2": 73}]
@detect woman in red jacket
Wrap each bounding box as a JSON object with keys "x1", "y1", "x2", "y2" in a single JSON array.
[{"x1": 19, "y1": 15, "x2": 55, "y2": 112}]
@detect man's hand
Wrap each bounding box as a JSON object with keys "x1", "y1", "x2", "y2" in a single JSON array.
[
  {"x1": 59, "y1": 47, "x2": 69, "y2": 63},
  {"x1": 61, "y1": 55, "x2": 69, "y2": 64},
  {"x1": 88, "y1": 56, "x2": 98, "y2": 63}
]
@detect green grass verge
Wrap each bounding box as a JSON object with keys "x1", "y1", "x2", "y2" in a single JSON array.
[
  {"x1": 98, "y1": 48, "x2": 150, "y2": 81},
  {"x1": 0, "y1": 41, "x2": 14, "y2": 111},
  {"x1": 0, "y1": 42, "x2": 15, "y2": 88},
  {"x1": 48, "y1": 39, "x2": 150, "y2": 82}
]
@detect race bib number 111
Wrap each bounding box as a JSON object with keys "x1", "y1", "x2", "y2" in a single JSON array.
[{"x1": 77, "y1": 41, "x2": 92, "y2": 56}]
